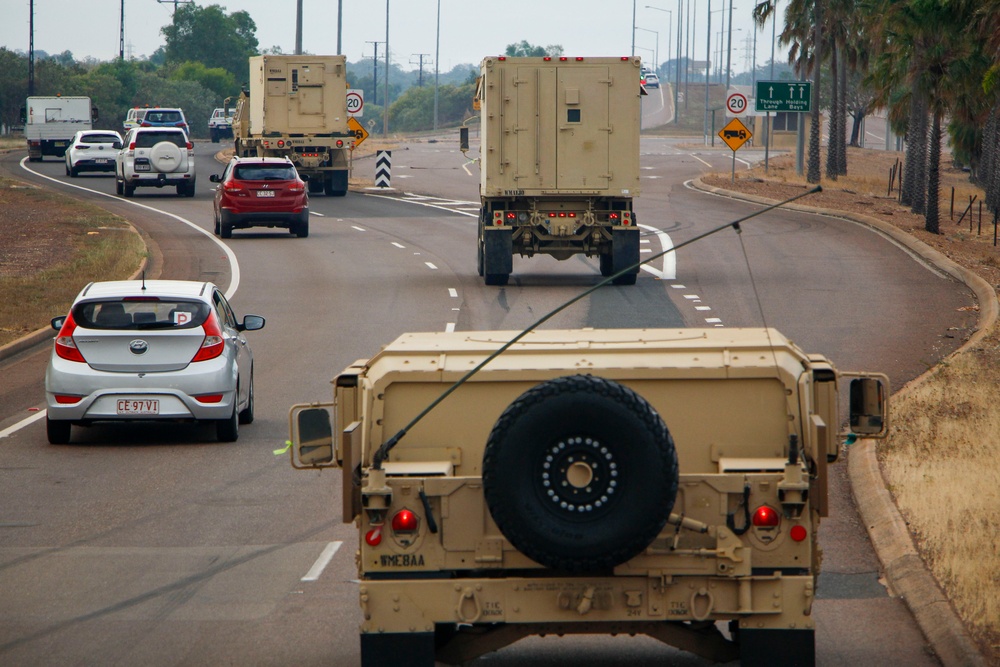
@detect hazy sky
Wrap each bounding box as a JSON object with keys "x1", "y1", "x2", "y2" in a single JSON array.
[{"x1": 3, "y1": 1, "x2": 781, "y2": 75}]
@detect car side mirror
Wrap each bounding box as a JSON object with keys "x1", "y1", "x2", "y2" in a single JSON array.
[
  {"x1": 849, "y1": 377, "x2": 888, "y2": 437},
  {"x1": 51, "y1": 316, "x2": 66, "y2": 331},
  {"x1": 239, "y1": 315, "x2": 265, "y2": 331},
  {"x1": 210, "y1": 174, "x2": 222, "y2": 183},
  {"x1": 291, "y1": 406, "x2": 335, "y2": 467}
]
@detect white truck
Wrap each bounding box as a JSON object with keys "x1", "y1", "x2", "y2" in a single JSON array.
[
  {"x1": 469, "y1": 56, "x2": 644, "y2": 285},
  {"x1": 208, "y1": 107, "x2": 234, "y2": 143},
  {"x1": 233, "y1": 55, "x2": 353, "y2": 196},
  {"x1": 21, "y1": 96, "x2": 98, "y2": 161}
]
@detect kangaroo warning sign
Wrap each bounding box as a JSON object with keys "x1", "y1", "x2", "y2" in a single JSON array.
[{"x1": 718, "y1": 117, "x2": 752, "y2": 151}]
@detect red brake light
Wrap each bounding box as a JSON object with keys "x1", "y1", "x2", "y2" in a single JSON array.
[
  {"x1": 289, "y1": 183, "x2": 305, "y2": 193},
  {"x1": 365, "y1": 526, "x2": 383, "y2": 546},
  {"x1": 391, "y1": 509, "x2": 419, "y2": 533},
  {"x1": 186, "y1": 142, "x2": 193, "y2": 150},
  {"x1": 191, "y1": 311, "x2": 224, "y2": 362},
  {"x1": 54, "y1": 394, "x2": 83, "y2": 404},
  {"x1": 790, "y1": 524, "x2": 808, "y2": 542},
  {"x1": 54, "y1": 312, "x2": 86, "y2": 362},
  {"x1": 194, "y1": 394, "x2": 224, "y2": 403},
  {"x1": 336, "y1": 139, "x2": 344, "y2": 148},
  {"x1": 129, "y1": 142, "x2": 136, "y2": 150},
  {"x1": 752, "y1": 505, "x2": 781, "y2": 528}
]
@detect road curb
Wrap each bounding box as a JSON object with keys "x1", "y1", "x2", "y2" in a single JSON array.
[{"x1": 691, "y1": 177, "x2": 991, "y2": 667}]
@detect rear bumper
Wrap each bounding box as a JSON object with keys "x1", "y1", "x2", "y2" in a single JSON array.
[
  {"x1": 221, "y1": 208, "x2": 309, "y2": 229},
  {"x1": 125, "y1": 173, "x2": 195, "y2": 188},
  {"x1": 71, "y1": 159, "x2": 116, "y2": 173}
]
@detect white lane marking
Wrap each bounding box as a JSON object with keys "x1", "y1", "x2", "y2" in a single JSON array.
[
  {"x1": 671, "y1": 284, "x2": 686, "y2": 288},
  {"x1": 0, "y1": 410, "x2": 47, "y2": 439},
  {"x1": 445, "y1": 323, "x2": 456, "y2": 333},
  {"x1": 312, "y1": 211, "x2": 325, "y2": 217},
  {"x1": 368, "y1": 192, "x2": 479, "y2": 218},
  {"x1": 638, "y1": 223, "x2": 676, "y2": 280},
  {"x1": 448, "y1": 288, "x2": 458, "y2": 298},
  {"x1": 425, "y1": 262, "x2": 438, "y2": 270},
  {"x1": 684, "y1": 294, "x2": 700, "y2": 300},
  {"x1": 391, "y1": 242, "x2": 406, "y2": 249},
  {"x1": 352, "y1": 225, "x2": 366, "y2": 232},
  {"x1": 301, "y1": 541, "x2": 342, "y2": 582},
  {"x1": 18, "y1": 157, "x2": 240, "y2": 299},
  {"x1": 690, "y1": 153, "x2": 713, "y2": 168},
  {"x1": 705, "y1": 317, "x2": 723, "y2": 323}
]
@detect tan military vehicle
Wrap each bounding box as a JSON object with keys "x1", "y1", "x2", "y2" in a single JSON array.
[
  {"x1": 467, "y1": 56, "x2": 644, "y2": 285},
  {"x1": 287, "y1": 327, "x2": 887, "y2": 666},
  {"x1": 232, "y1": 55, "x2": 352, "y2": 196}
]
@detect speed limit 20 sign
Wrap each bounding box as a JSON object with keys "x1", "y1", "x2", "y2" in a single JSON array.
[
  {"x1": 347, "y1": 90, "x2": 364, "y2": 118},
  {"x1": 726, "y1": 92, "x2": 747, "y2": 117}
]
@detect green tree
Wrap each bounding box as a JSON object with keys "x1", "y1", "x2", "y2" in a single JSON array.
[
  {"x1": 168, "y1": 61, "x2": 238, "y2": 102},
  {"x1": 504, "y1": 41, "x2": 564, "y2": 57},
  {"x1": 161, "y1": 4, "x2": 258, "y2": 84}
]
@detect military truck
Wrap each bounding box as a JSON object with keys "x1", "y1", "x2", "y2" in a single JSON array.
[
  {"x1": 232, "y1": 55, "x2": 352, "y2": 196},
  {"x1": 20, "y1": 96, "x2": 98, "y2": 161},
  {"x1": 469, "y1": 56, "x2": 643, "y2": 286},
  {"x1": 286, "y1": 326, "x2": 888, "y2": 666}
]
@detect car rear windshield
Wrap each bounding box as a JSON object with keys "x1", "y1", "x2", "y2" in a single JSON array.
[
  {"x1": 144, "y1": 110, "x2": 184, "y2": 124},
  {"x1": 134, "y1": 131, "x2": 187, "y2": 148},
  {"x1": 235, "y1": 165, "x2": 298, "y2": 181},
  {"x1": 73, "y1": 299, "x2": 210, "y2": 330},
  {"x1": 81, "y1": 133, "x2": 120, "y2": 144}
]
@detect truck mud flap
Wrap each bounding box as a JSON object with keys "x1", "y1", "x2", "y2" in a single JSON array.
[
  {"x1": 484, "y1": 228, "x2": 512, "y2": 286},
  {"x1": 738, "y1": 628, "x2": 815, "y2": 667},
  {"x1": 611, "y1": 228, "x2": 640, "y2": 285},
  {"x1": 324, "y1": 170, "x2": 348, "y2": 197}
]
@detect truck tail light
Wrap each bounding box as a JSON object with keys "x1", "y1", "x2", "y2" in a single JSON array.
[
  {"x1": 790, "y1": 524, "x2": 808, "y2": 542},
  {"x1": 752, "y1": 505, "x2": 780, "y2": 528},
  {"x1": 365, "y1": 526, "x2": 383, "y2": 546},
  {"x1": 336, "y1": 139, "x2": 344, "y2": 148},
  {"x1": 621, "y1": 211, "x2": 633, "y2": 226},
  {"x1": 391, "y1": 509, "x2": 419, "y2": 534},
  {"x1": 191, "y1": 312, "x2": 224, "y2": 362},
  {"x1": 54, "y1": 313, "x2": 86, "y2": 362}
]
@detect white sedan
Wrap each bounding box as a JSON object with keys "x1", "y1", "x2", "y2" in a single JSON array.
[{"x1": 65, "y1": 130, "x2": 123, "y2": 177}]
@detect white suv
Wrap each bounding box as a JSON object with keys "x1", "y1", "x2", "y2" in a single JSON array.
[{"x1": 116, "y1": 127, "x2": 196, "y2": 197}]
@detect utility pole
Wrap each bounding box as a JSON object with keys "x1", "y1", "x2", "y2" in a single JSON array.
[
  {"x1": 383, "y1": 0, "x2": 390, "y2": 136},
  {"x1": 156, "y1": 0, "x2": 192, "y2": 14},
  {"x1": 433, "y1": 0, "x2": 440, "y2": 130},
  {"x1": 366, "y1": 41, "x2": 383, "y2": 105},
  {"x1": 28, "y1": 0, "x2": 34, "y2": 95},
  {"x1": 120, "y1": 0, "x2": 125, "y2": 61},
  {"x1": 295, "y1": 0, "x2": 303, "y2": 54},
  {"x1": 411, "y1": 54, "x2": 431, "y2": 86}
]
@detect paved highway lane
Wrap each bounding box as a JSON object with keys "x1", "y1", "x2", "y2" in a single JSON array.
[{"x1": 1, "y1": 137, "x2": 974, "y2": 665}]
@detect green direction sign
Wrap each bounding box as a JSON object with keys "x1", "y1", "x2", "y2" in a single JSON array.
[{"x1": 755, "y1": 80, "x2": 812, "y2": 113}]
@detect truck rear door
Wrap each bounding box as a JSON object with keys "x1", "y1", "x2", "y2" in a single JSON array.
[{"x1": 556, "y1": 66, "x2": 610, "y2": 190}]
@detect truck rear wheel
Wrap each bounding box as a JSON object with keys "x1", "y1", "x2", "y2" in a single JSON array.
[
  {"x1": 483, "y1": 374, "x2": 679, "y2": 572},
  {"x1": 610, "y1": 228, "x2": 640, "y2": 285},
  {"x1": 324, "y1": 171, "x2": 348, "y2": 197},
  {"x1": 483, "y1": 228, "x2": 512, "y2": 286}
]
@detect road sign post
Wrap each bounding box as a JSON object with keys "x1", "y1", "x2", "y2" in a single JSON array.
[
  {"x1": 347, "y1": 90, "x2": 365, "y2": 117},
  {"x1": 755, "y1": 81, "x2": 812, "y2": 113},
  {"x1": 726, "y1": 91, "x2": 748, "y2": 117},
  {"x1": 718, "y1": 118, "x2": 752, "y2": 183}
]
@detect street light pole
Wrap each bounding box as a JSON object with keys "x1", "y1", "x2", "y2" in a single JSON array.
[
  {"x1": 631, "y1": 0, "x2": 637, "y2": 56},
  {"x1": 704, "y1": 0, "x2": 711, "y2": 144},
  {"x1": 383, "y1": 0, "x2": 389, "y2": 136},
  {"x1": 433, "y1": 0, "x2": 440, "y2": 130},
  {"x1": 725, "y1": 0, "x2": 734, "y2": 90},
  {"x1": 635, "y1": 27, "x2": 659, "y2": 71}
]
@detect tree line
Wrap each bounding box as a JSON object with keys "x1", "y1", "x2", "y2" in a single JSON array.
[{"x1": 751, "y1": 0, "x2": 1000, "y2": 229}]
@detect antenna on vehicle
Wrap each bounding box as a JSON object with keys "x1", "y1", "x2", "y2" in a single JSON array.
[
  {"x1": 141, "y1": 271, "x2": 146, "y2": 291},
  {"x1": 370, "y1": 185, "x2": 823, "y2": 470}
]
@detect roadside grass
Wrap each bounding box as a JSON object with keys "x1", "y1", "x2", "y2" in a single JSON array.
[
  {"x1": 707, "y1": 148, "x2": 1000, "y2": 659},
  {"x1": 0, "y1": 176, "x2": 146, "y2": 348}
]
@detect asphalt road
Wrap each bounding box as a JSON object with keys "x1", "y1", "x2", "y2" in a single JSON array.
[{"x1": 0, "y1": 136, "x2": 975, "y2": 666}]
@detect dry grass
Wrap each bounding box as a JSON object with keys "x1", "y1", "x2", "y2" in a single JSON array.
[
  {"x1": 705, "y1": 147, "x2": 1000, "y2": 660},
  {"x1": 0, "y1": 176, "x2": 146, "y2": 347}
]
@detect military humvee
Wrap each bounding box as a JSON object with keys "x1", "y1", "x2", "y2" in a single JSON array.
[{"x1": 287, "y1": 326, "x2": 887, "y2": 666}]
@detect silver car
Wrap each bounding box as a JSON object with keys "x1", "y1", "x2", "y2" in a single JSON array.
[
  {"x1": 65, "y1": 130, "x2": 123, "y2": 177},
  {"x1": 45, "y1": 280, "x2": 264, "y2": 444}
]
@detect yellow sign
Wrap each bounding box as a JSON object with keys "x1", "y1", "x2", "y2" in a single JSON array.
[
  {"x1": 348, "y1": 117, "x2": 369, "y2": 146},
  {"x1": 718, "y1": 117, "x2": 752, "y2": 151}
]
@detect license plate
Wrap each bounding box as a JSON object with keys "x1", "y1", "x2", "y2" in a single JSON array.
[
  {"x1": 95, "y1": 158, "x2": 109, "y2": 164},
  {"x1": 55, "y1": 141, "x2": 67, "y2": 147},
  {"x1": 135, "y1": 164, "x2": 151, "y2": 172},
  {"x1": 117, "y1": 399, "x2": 159, "y2": 415},
  {"x1": 255, "y1": 190, "x2": 276, "y2": 197}
]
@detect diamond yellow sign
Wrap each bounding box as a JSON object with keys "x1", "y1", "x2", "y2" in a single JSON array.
[
  {"x1": 348, "y1": 116, "x2": 369, "y2": 146},
  {"x1": 718, "y1": 117, "x2": 752, "y2": 151}
]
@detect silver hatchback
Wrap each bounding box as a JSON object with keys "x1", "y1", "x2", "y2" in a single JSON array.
[{"x1": 45, "y1": 280, "x2": 264, "y2": 444}]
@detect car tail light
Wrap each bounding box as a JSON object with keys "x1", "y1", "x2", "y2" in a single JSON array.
[
  {"x1": 790, "y1": 524, "x2": 808, "y2": 542},
  {"x1": 191, "y1": 311, "x2": 224, "y2": 362},
  {"x1": 289, "y1": 183, "x2": 305, "y2": 193},
  {"x1": 752, "y1": 505, "x2": 781, "y2": 528},
  {"x1": 141, "y1": 122, "x2": 151, "y2": 127},
  {"x1": 54, "y1": 313, "x2": 86, "y2": 362},
  {"x1": 129, "y1": 142, "x2": 136, "y2": 150},
  {"x1": 54, "y1": 394, "x2": 83, "y2": 404},
  {"x1": 391, "y1": 509, "x2": 419, "y2": 534},
  {"x1": 194, "y1": 394, "x2": 224, "y2": 403},
  {"x1": 224, "y1": 182, "x2": 246, "y2": 196},
  {"x1": 186, "y1": 142, "x2": 193, "y2": 150}
]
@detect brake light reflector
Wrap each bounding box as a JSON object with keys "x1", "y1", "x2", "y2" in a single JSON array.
[
  {"x1": 790, "y1": 524, "x2": 808, "y2": 542},
  {"x1": 365, "y1": 526, "x2": 382, "y2": 546},
  {"x1": 54, "y1": 313, "x2": 86, "y2": 362},
  {"x1": 391, "y1": 509, "x2": 419, "y2": 533},
  {"x1": 191, "y1": 311, "x2": 224, "y2": 362},
  {"x1": 194, "y1": 394, "x2": 224, "y2": 403},
  {"x1": 752, "y1": 505, "x2": 780, "y2": 528},
  {"x1": 54, "y1": 395, "x2": 83, "y2": 404},
  {"x1": 336, "y1": 139, "x2": 344, "y2": 148}
]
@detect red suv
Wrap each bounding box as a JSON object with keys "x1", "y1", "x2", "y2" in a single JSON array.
[{"x1": 211, "y1": 157, "x2": 309, "y2": 238}]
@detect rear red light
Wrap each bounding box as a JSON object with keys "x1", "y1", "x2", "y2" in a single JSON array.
[
  {"x1": 141, "y1": 122, "x2": 151, "y2": 127},
  {"x1": 752, "y1": 505, "x2": 781, "y2": 528},
  {"x1": 123, "y1": 296, "x2": 161, "y2": 302},
  {"x1": 622, "y1": 211, "x2": 632, "y2": 226},
  {"x1": 54, "y1": 313, "x2": 86, "y2": 362},
  {"x1": 365, "y1": 526, "x2": 383, "y2": 546},
  {"x1": 559, "y1": 57, "x2": 568, "y2": 61},
  {"x1": 194, "y1": 394, "x2": 224, "y2": 403},
  {"x1": 336, "y1": 139, "x2": 344, "y2": 148},
  {"x1": 391, "y1": 509, "x2": 419, "y2": 533},
  {"x1": 289, "y1": 183, "x2": 305, "y2": 193},
  {"x1": 609, "y1": 212, "x2": 620, "y2": 221},
  {"x1": 790, "y1": 524, "x2": 808, "y2": 542},
  {"x1": 543, "y1": 57, "x2": 552, "y2": 61},
  {"x1": 186, "y1": 142, "x2": 193, "y2": 150},
  {"x1": 575, "y1": 57, "x2": 584, "y2": 61},
  {"x1": 129, "y1": 142, "x2": 136, "y2": 150},
  {"x1": 54, "y1": 394, "x2": 83, "y2": 404},
  {"x1": 505, "y1": 212, "x2": 516, "y2": 219},
  {"x1": 191, "y1": 311, "x2": 224, "y2": 362}
]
